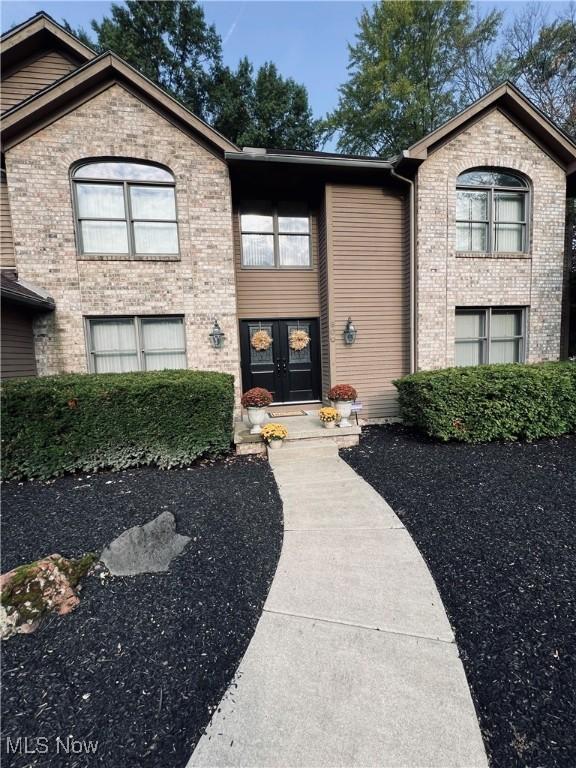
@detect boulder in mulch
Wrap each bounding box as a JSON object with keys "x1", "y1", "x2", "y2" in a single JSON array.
[
  {"x1": 1, "y1": 553, "x2": 96, "y2": 639},
  {"x1": 101, "y1": 510, "x2": 190, "y2": 576}
]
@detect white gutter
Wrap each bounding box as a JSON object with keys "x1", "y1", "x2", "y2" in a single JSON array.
[{"x1": 390, "y1": 164, "x2": 417, "y2": 373}]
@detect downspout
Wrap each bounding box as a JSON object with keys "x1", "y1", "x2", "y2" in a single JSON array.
[{"x1": 390, "y1": 164, "x2": 416, "y2": 373}]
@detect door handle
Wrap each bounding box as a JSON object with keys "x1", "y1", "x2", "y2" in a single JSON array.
[{"x1": 282, "y1": 358, "x2": 287, "y2": 372}]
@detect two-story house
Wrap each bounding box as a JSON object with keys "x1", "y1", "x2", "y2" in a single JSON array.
[{"x1": 1, "y1": 13, "x2": 575, "y2": 421}]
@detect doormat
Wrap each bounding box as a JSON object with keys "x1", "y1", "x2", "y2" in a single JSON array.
[{"x1": 267, "y1": 408, "x2": 307, "y2": 417}]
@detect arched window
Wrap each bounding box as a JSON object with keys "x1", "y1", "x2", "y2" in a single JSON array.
[
  {"x1": 456, "y1": 168, "x2": 528, "y2": 254},
  {"x1": 72, "y1": 160, "x2": 179, "y2": 257}
]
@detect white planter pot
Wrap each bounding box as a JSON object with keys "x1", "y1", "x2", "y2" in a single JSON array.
[
  {"x1": 247, "y1": 406, "x2": 268, "y2": 435},
  {"x1": 267, "y1": 439, "x2": 284, "y2": 450},
  {"x1": 323, "y1": 420, "x2": 336, "y2": 429},
  {"x1": 332, "y1": 400, "x2": 353, "y2": 428}
]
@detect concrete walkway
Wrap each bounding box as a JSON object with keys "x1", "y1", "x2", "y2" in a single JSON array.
[{"x1": 189, "y1": 442, "x2": 487, "y2": 768}]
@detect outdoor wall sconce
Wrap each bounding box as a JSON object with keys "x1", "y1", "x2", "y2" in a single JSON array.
[
  {"x1": 343, "y1": 317, "x2": 357, "y2": 345},
  {"x1": 209, "y1": 319, "x2": 225, "y2": 349}
]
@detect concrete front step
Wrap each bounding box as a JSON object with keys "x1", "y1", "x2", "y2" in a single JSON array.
[{"x1": 234, "y1": 414, "x2": 360, "y2": 456}]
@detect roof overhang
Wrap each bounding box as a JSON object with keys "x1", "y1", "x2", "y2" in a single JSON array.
[
  {"x1": 1, "y1": 12, "x2": 96, "y2": 75},
  {"x1": 400, "y1": 82, "x2": 576, "y2": 184},
  {"x1": 0, "y1": 273, "x2": 55, "y2": 310},
  {"x1": 226, "y1": 149, "x2": 393, "y2": 170},
  {"x1": 1, "y1": 51, "x2": 240, "y2": 156}
]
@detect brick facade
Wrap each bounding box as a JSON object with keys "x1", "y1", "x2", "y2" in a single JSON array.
[
  {"x1": 416, "y1": 108, "x2": 567, "y2": 370},
  {"x1": 5, "y1": 84, "x2": 241, "y2": 392}
]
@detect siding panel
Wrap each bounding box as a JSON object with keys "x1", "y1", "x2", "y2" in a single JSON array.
[
  {"x1": 1, "y1": 173, "x2": 15, "y2": 268},
  {"x1": 1, "y1": 50, "x2": 77, "y2": 113},
  {"x1": 233, "y1": 209, "x2": 320, "y2": 318},
  {"x1": 1, "y1": 305, "x2": 37, "y2": 378},
  {"x1": 327, "y1": 184, "x2": 410, "y2": 420}
]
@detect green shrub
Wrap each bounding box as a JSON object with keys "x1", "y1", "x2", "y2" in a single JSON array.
[
  {"x1": 1, "y1": 370, "x2": 234, "y2": 480},
  {"x1": 393, "y1": 362, "x2": 576, "y2": 443}
]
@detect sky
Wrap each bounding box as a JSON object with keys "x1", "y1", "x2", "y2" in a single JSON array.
[{"x1": 1, "y1": 0, "x2": 572, "y2": 121}]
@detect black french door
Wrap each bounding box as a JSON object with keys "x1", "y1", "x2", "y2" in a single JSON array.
[{"x1": 240, "y1": 319, "x2": 321, "y2": 403}]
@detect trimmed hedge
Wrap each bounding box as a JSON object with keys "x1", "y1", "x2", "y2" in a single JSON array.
[
  {"x1": 394, "y1": 362, "x2": 576, "y2": 443},
  {"x1": 1, "y1": 370, "x2": 234, "y2": 480}
]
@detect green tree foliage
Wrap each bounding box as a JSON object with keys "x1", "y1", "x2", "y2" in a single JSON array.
[
  {"x1": 325, "y1": 0, "x2": 502, "y2": 156},
  {"x1": 327, "y1": 0, "x2": 576, "y2": 156},
  {"x1": 65, "y1": 0, "x2": 320, "y2": 149},
  {"x1": 503, "y1": 4, "x2": 576, "y2": 139}
]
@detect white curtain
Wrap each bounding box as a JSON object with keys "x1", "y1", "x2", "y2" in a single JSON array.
[
  {"x1": 494, "y1": 193, "x2": 524, "y2": 252},
  {"x1": 494, "y1": 223, "x2": 523, "y2": 252},
  {"x1": 492, "y1": 311, "x2": 520, "y2": 337},
  {"x1": 91, "y1": 319, "x2": 138, "y2": 373},
  {"x1": 81, "y1": 221, "x2": 129, "y2": 254},
  {"x1": 141, "y1": 318, "x2": 186, "y2": 370},
  {"x1": 241, "y1": 234, "x2": 274, "y2": 266},
  {"x1": 130, "y1": 186, "x2": 176, "y2": 220},
  {"x1": 455, "y1": 341, "x2": 484, "y2": 366},
  {"x1": 77, "y1": 183, "x2": 125, "y2": 218},
  {"x1": 279, "y1": 235, "x2": 310, "y2": 266},
  {"x1": 133, "y1": 222, "x2": 179, "y2": 254},
  {"x1": 491, "y1": 340, "x2": 520, "y2": 363},
  {"x1": 455, "y1": 312, "x2": 484, "y2": 339}
]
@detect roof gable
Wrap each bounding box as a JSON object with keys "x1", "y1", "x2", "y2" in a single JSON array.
[
  {"x1": 1, "y1": 12, "x2": 95, "y2": 74},
  {"x1": 404, "y1": 82, "x2": 576, "y2": 171},
  {"x1": 1, "y1": 51, "x2": 239, "y2": 156}
]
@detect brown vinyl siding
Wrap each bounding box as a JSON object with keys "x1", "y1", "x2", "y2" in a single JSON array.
[
  {"x1": 1, "y1": 50, "x2": 77, "y2": 113},
  {"x1": 326, "y1": 184, "x2": 410, "y2": 420},
  {"x1": 1, "y1": 173, "x2": 16, "y2": 268},
  {"x1": 1, "y1": 305, "x2": 37, "y2": 378},
  {"x1": 318, "y1": 192, "x2": 332, "y2": 398},
  {"x1": 233, "y1": 209, "x2": 320, "y2": 318}
]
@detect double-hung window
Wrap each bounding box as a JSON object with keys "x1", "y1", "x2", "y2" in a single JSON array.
[
  {"x1": 455, "y1": 308, "x2": 526, "y2": 366},
  {"x1": 87, "y1": 316, "x2": 186, "y2": 373},
  {"x1": 241, "y1": 202, "x2": 311, "y2": 268},
  {"x1": 73, "y1": 161, "x2": 179, "y2": 257},
  {"x1": 456, "y1": 169, "x2": 528, "y2": 254}
]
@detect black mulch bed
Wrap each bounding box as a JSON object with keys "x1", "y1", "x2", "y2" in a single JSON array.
[
  {"x1": 342, "y1": 425, "x2": 576, "y2": 768},
  {"x1": 1, "y1": 456, "x2": 282, "y2": 768}
]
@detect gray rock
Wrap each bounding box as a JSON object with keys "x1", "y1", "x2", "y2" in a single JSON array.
[{"x1": 101, "y1": 511, "x2": 190, "y2": 576}]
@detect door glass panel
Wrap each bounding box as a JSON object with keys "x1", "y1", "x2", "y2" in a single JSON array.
[
  {"x1": 287, "y1": 322, "x2": 311, "y2": 363},
  {"x1": 249, "y1": 324, "x2": 274, "y2": 364}
]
